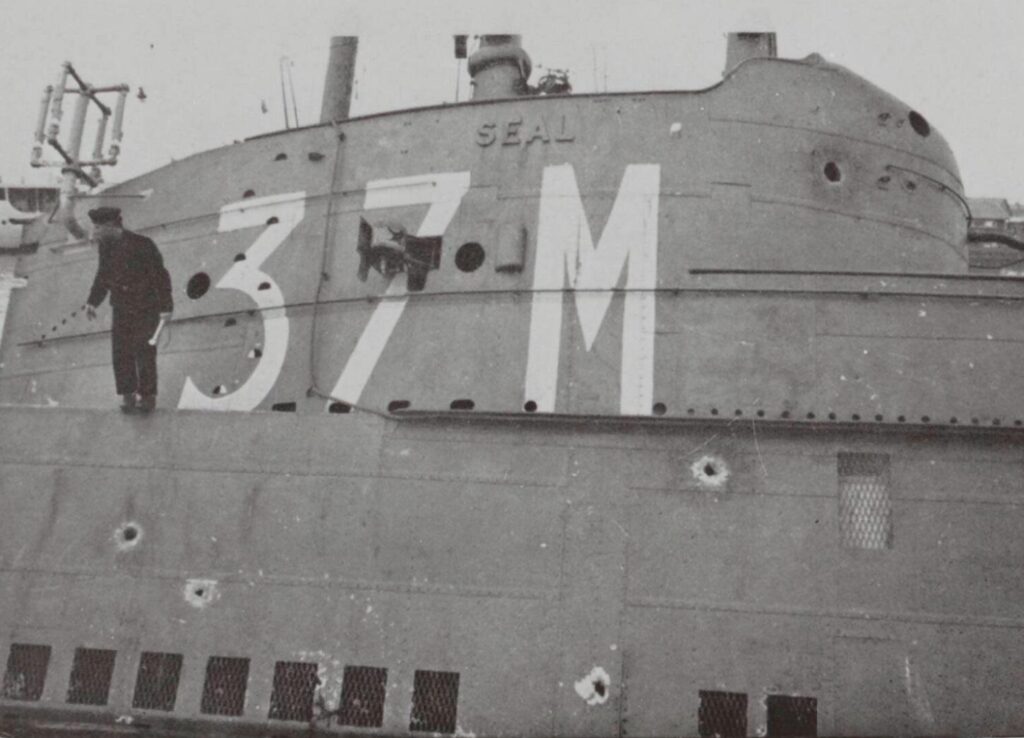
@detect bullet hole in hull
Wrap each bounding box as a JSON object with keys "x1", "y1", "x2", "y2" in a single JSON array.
[
  {"x1": 233, "y1": 253, "x2": 246, "y2": 262},
  {"x1": 329, "y1": 401, "x2": 352, "y2": 414},
  {"x1": 450, "y1": 399, "x2": 475, "y2": 410},
  {"x1": 274, "y1": 153, "x2": 288, "y2": 161},
  {"x1": 242, "y1": 190, "x2": 255, "y2": 198},
  {"x1": 574, "y1": 667, "x2": 611, "y2": 706},
  {"x1": 184, "y1": 578, "x2": 219, "y2": 608},
  {"x1": 691, "y1": 454, "x2": 730, "y2": 489},
  {"x1": 115, "y1": 522, "x2": 143, "y2": 551},
  {"x1": 186, "y1": 273, "x2": 211, "y2": 300},
  {"x1": 388, "y1": 400, "x2": 411, "y2": 413}
]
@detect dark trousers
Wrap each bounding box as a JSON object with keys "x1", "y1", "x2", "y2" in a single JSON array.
[{"x1": 111, "y1": 310, "x2": 160, "y2": 396}]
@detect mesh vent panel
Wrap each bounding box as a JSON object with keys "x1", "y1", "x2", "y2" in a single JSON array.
[
  {"x1": 268, "y1": 661, "x2": 319, "y2": 722},
  {"x1": 132, "y1": 652, "x2": 183, "y2": 712},
  {"x1": 838, "y1": 452, "x2": 892, "y2": 549},
  {"x1": 1, "y1": 643, "x2": 51, "y2": 701},
  {"x1": 200, "y1": 656, "x2": 249, "y2": 716},
  {"x1": 699, "y1": 690, "x2": 747, "y2": 737},
  {"x1": 338, "y1": 665, "x2": 387, "y2": 727},
  {"x1": 410, "y1": 670, "x2": 459, "y2": 734},
  {"x1": 767, "y1": 694, "x2": 817, "y2": 737},
  {"x1": 66, "y1": 648, "x2": 117, "y2": 705}
]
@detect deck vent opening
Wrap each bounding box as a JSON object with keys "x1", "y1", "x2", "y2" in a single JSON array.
[
  {"x1": 699, "y1": 690, "x2": 747, "y2": 738},
  {"x1": 455, "y1": 242, "x2": 485, "y2": 272},
  {"x1": 1, "y1": 644, "x2": 51, "y2": 701},
  {"x1": 66, "y1": 648, "x2": 116, "y2": 706},
  {"x1": 338, "y1": 665, "x2": 387, "y2": 728},
  {"x1": 268, "y1": 661, "x2": 319, "y2": 722},
  {"x1": 271, "y1": 402, "x2": 297, "y2": 412},
  {"x1": 388, "y1": 400, "x2": 411, "y2": 413},
  {"x1": 766, "y1": 694, "x2": 817, "y2": 737},
  {"x1": 329, "y1": 401, "x2": 352, "y2": 414},
  {"x1": 908, "y1": 111, "x2": 930, "y2": 137},
  {"x1": 200, "y1": 656, "x2": 249, "y2": 716},
  {"x1": 824, "y1": 162, "x2": 841, "y2": 183},
  {"x1": 450, "y1": 399, "x2": 475, "y2": 410},
  {"x1": 838, "y1": 452, "x2": 892, "y2": 550},
  {"x1": 186, "y1": 272, "x2": 211, "y2": 300},
  {"x1": 409, "y1": 670, "x2": 459, "y2": 734},
  {"x1": 132, "y1": 652, "x2": 183, "y2": 712},
  {"x1": 523, "y1": 400, "x2": 538, "y2": 413}
]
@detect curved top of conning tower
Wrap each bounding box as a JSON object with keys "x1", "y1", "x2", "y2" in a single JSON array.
[{"x1": 4, "y1": 31, "x2": 1018, "y2": 428}]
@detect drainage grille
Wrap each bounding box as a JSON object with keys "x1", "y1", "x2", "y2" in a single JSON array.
[
  {"x1": 1, "y1": 643, "x2": 51, "y2": 701},
  {"x1": 338, "y1": 665, "x2": 387, "y2": 728},
  {"x1": 66, "y1": 648, "x2": 117, "y2": 705},
  {"x1": 409, "y1": 670, "x2": 459, "y2": 733},
  {"x1": 200, "y1": 656, "x2": 249, "y2": 716},
  {"x1": 766, "y1": 694, "x2": 817, "y2": 737},
  {"x1": 838, "y1": 452, "x2": 892, "y2": 549},
  {"x1": 698, "y1": 689, "x2": 747, "y2": 737},
  {"x1": 132, "y1": 652, "x2": 183, "y2": 712},
  {"x1": 268, "y1": 661, "x2": 319, "y2": 722}
]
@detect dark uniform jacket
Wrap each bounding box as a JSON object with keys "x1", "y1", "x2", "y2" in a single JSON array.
[{"x1": 86, "y1": 230, "x2": 173, "y2": 315}]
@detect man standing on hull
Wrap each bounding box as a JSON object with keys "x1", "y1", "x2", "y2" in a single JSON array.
[{"x1": 85, "y1": 207, "x2": 173, "y2": 413}]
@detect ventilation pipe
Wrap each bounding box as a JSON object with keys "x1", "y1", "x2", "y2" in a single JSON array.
[
  {"x1": 724, "y1": 32, "x2": 777, "y2": 75},
  {"x1": 320, "y1": 36, "x2": 358, "y2": 123},
  {"x1": 468, "y1": 35, "x2": 532, "y2": 100}
]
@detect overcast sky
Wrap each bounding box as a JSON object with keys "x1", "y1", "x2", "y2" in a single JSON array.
[{"x1": 2, "y1": 0, "x2": 1022, "y2": 202}]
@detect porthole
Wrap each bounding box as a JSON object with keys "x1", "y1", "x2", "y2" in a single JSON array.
[
  {"x1": 455, "y1": 242, "x2": 485, "y2": 272},
  {"x1": 186, "y1": 272, "x2": 211, "y2": 299}
]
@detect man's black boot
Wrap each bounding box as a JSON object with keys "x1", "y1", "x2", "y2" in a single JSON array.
[
  {"x1": 138, "y1": 395, "x2": 156, "y2": 413},
  {"x1": 120, "y1": 394, "x2": 137, "y2": 413}
]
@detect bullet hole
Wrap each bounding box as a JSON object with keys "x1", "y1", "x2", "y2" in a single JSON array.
[
  {"x1": 274, "y1": 152, "x2": 288, "y2": 161},
  {"x1": 574, "y1": 667, "x2": 611, "y2": 706},
  {"x1": 242, "y1": 189, "x2": 256, "y2": 198},
  {"x1": 184, "y1": 578, "x2": 219, "y2": 608},
  {"x1": 271, "y1": 402, "x2": 296, "y2": 412},
  {"x1": 652, "y1": 402, "x2": 667, "y2": 416},
  {"x1": 308, "y1": 152, "x2": 325, "y2": 161},
  {"x1": 213, "y1": 385, "x2": 226, "y2": 395},
  {"x1": 186, "y1": 272, "x2": 211, "y2": 299},
  {"x1": 904, "y1": 179, "x2": 918, "y2": 192},
  {"x1": 454, "y1": 242, "x2": 485, "y2": 272},
  {"x1": 329, "y1": 401, "x2": 352, "y2": 414},
  {"x1": 828, "y1": 412, "x2": 837, "y2": 420},
  {"x1": 524, "y1": 400, "x2": 538, "y2": 413},
  {"x1": 248, "y1": 347, "x2": 262, "y2": 359},
  {"x1": 691, "y1": 454, "x2": 729, "y2": 489},
  {"x1": 233, "y1": 253, "x2": 246, "y2": 262},
  {"x1": 450, "y1": 399, "x2": 475, "y2": 410},
  {"x1": 593, "y1": 680, "x2": 606, "y2": 697},
  {"x1": 224, "y1": 318, "x2": 237, "y2": 327},
  {"x1": 824, "y1": 162, "x2": 842, "y2": 182},
  {"x1": 265, "y1": 216, "x2": 279, "y2": 225},
  {"x1": 388, "y1": 400, "x2": 411, "y2": 413},
  {"x1": 908, "y1": 110, "x2": 930, "y2": 137},
  {"x1": 257, "y1": 282, "x2": 271, "y2": 291},
  {"x1": 876, "y1": 175, "x2": 891, "y2": 189},
  {"x1": 115, "y1": 521, "x2": 143, "y2": 551}
]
